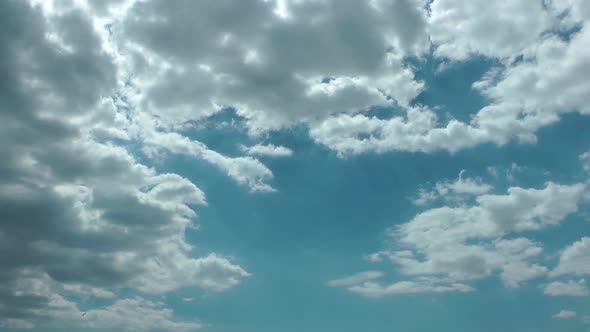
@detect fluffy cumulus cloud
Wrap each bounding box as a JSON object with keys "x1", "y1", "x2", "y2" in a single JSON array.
[
  {"x1": 551, "y1": 237, "x2": 590, "y2": 277},
  {"x1": 543, "y1": 280, "x2": 589, "y2": 297},
  {"x1": 309, "y1": 1, "x2": 590, "y2": 156},
  {"x1": 1, "y1": 273, "x2": 201, "y2": 331},
  {"x1": 0, "y1": 1, "x2": 250, "y2": 330},
  {"x1": 4, "y1": 0, "x2": 590, "y2": 329},
  {"x1": 27, "y1": 0, "x2": 587, "y2": 161},
  {"x1": 98, "y1": 0, "x2": 589, "y2": 158},
  {"x1": 109, "y1": 0, "x2": 429, "y2": 135},
  {"x1": 331, "y1": 178, "x2": 588, "y2": 296},
  {"x1": 428, "y1": 0, "x2": 555, "y2": 60}
]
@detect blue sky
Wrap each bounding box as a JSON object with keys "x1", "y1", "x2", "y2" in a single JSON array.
[{"x1": 1, "y1": 0, "x2": 590, "y2": 331}]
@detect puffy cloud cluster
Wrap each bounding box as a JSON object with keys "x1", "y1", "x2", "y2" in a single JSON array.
[
  {"x1": 1, "y1": 271, "x2": 202, "y2": 331},
  {"x1": 101, "y1": 0, "x2": 588, "y2": 159},
  {"x1": 551, "y1": 237, "x2": 590, "y2": 277},
  {"x1": 109, "y1": 0, "x2": 429, "y2": 136},
  {"x1": 310, "y1": 1, "x2": 590, "y2": 155},
  {"x1": 37, "y1": 0, "x2": 588, "y2": 161},
  {"x1": 544, "y1": 280, "x2": 589, "y2": 297},
  {"x1": 4, "y1": 0, "x2": 590, "y2": 328},
  {"x1": 330, "y1": 180, "x2": 588, "y2": 297},
  {"x1": 0, "y1": 1, "x2": 249, "y2": 329},
  {"x1": 428, "y1": 0, "x2": 555, "y2": 60}
]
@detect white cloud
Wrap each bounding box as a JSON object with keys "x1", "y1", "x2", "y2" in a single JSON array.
[
  {"x1": 552, "y1": 237, "x2": 590, "y2": 277},
  {"x1": 240, "y1": 143, "x2": 294, "y2": 157},
  {"x1": 412, "y1": 170, "x2": 492, "y2": 205},
  {"x1": 47, "y1": 0, "x2": 590, "y2": 162},
  {"x1": 553, "y1": 310, "x2": 577, "y2": 319},
  {"x1": 544, "y1": 280, "x2": 589, "y2": 297},
  {"x1": 428, "y1": 0, "x2": 555, "y2": 60},
  {"x1": 309, "y1": 106, "x2": 488, "y2": 155},
  {"x1": 60, "y1": 283, "x2": 116, "y2": 299},
  {"x1": 334, "y1": 181, "x2": 585, "y2": 296},
  {"x1": 348, "y1": 280, "x2": 474, "y2": 298},
  {"x1": 471, "y1": 24, "x2": 590, "y2": 144},
  {"x1": 139, "y1": 125, "x2": 276, "y2": 192},
  {"x1": 327, "y1": 271, "x2": 384, "y2": 287},
  {"x1": 310, "y1": 2, "x2": 590, "y2": 157}
]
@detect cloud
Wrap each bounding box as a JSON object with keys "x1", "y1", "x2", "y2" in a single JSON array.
[
  {"x1": 0, "y1": 1, "x2": 249, "y2": 329},
  {"x1": 80, "y1": 298, "x2": 202, "y2": 332},
  {"x1": 388, "y1": 182, "x2": 584, "y2": 285},
  {"x1": 4, "y1": 0, "x2": 590, "y2": 326},
  {"x1": 487, "y1": 163, "x2": 527, "y2": 183},
  {"x1": 240, "y1": 143, "x2": 294, "y2": 157},
  {"x1": 327, "y1": 271, "x2": 384, "y2": 287},
  {"x1": 41, "y1": 0, "x2": 590, "y2": 162},
  {"x1": 333, "y1": 180, "x2": 586, "y2": 296},
  {"x1": 0, "y1": 272, "x2": 202, "y2": 331},
  {"x1": 139, "y1": 125, "x2": 276, "y2": 192},
  {"x1": 551, "y1": 237, "x2": 590, "y2": 277},
  {"x1": 428, "y1": 0, "x2": 555, "y2": 60},
  {"x1": 553, "y1": 310, "x2": 577, "y2": 319},
  {"x1": 543, "y1": 280, "x2": 589, "y2": 297},
  {"x1": 348, "y1": 280, "x2": 474, "y2": 298},
  {"x1": 412, "y1": 170, "x2": 492, "y2": 205},
  {"x1": 28, "y1": 0, "x2": 583, "y2": 165},
  {"x1": 471, "y1": 23, "x2": 590, "y2": 144},
  {"x1": 309, "y1": 106, "x2": 488, "y2": 155},
  {"x1": 309, "y1": 3, "x2": 590, "y2": 157},
  {"x1": 110, "y1": 0, "x2": 429, "y2": 135}
]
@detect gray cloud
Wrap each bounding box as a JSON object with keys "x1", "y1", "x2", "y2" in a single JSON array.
[
  {"x1": 0, "y1": 1, "x2": 248, "y2": 329},
  {"x1": 111, "y1": 0, "x2": 428, "y2": 133}
]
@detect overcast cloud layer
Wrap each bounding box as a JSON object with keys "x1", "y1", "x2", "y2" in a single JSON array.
[{"x1": 1, "y1": 0, "x2": 590, "y2": 331}]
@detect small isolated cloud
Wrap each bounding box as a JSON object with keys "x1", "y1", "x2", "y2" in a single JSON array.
[
  {"x1": 240, "y1": 144, "x2": 294, "y2": 157},
  {"x1": 487, "y1": 163, "x2": 525, "y2": 182},
  {"x1": 543, "y1": 280, "x2": 589, "y2": 297},
  {"x1": 412, "y1": 170, "x2": 492, "y2": 205},
  {"x1": 553, "y1": 310, "x2": 577, "y2": 319},
  {"x1": 327, "y1": 271, "x2": 384, "y2": 287},
  {"x1": 328, "y1": 272, "x2": 473, "y2": 298},
  {"x1": 348, "y1": 280, "x2": 474, "y2": 298}
]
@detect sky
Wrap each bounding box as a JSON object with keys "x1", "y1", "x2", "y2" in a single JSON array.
[{"x1": 1, "y1": 0, "x2": 590, "y2": 331}]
